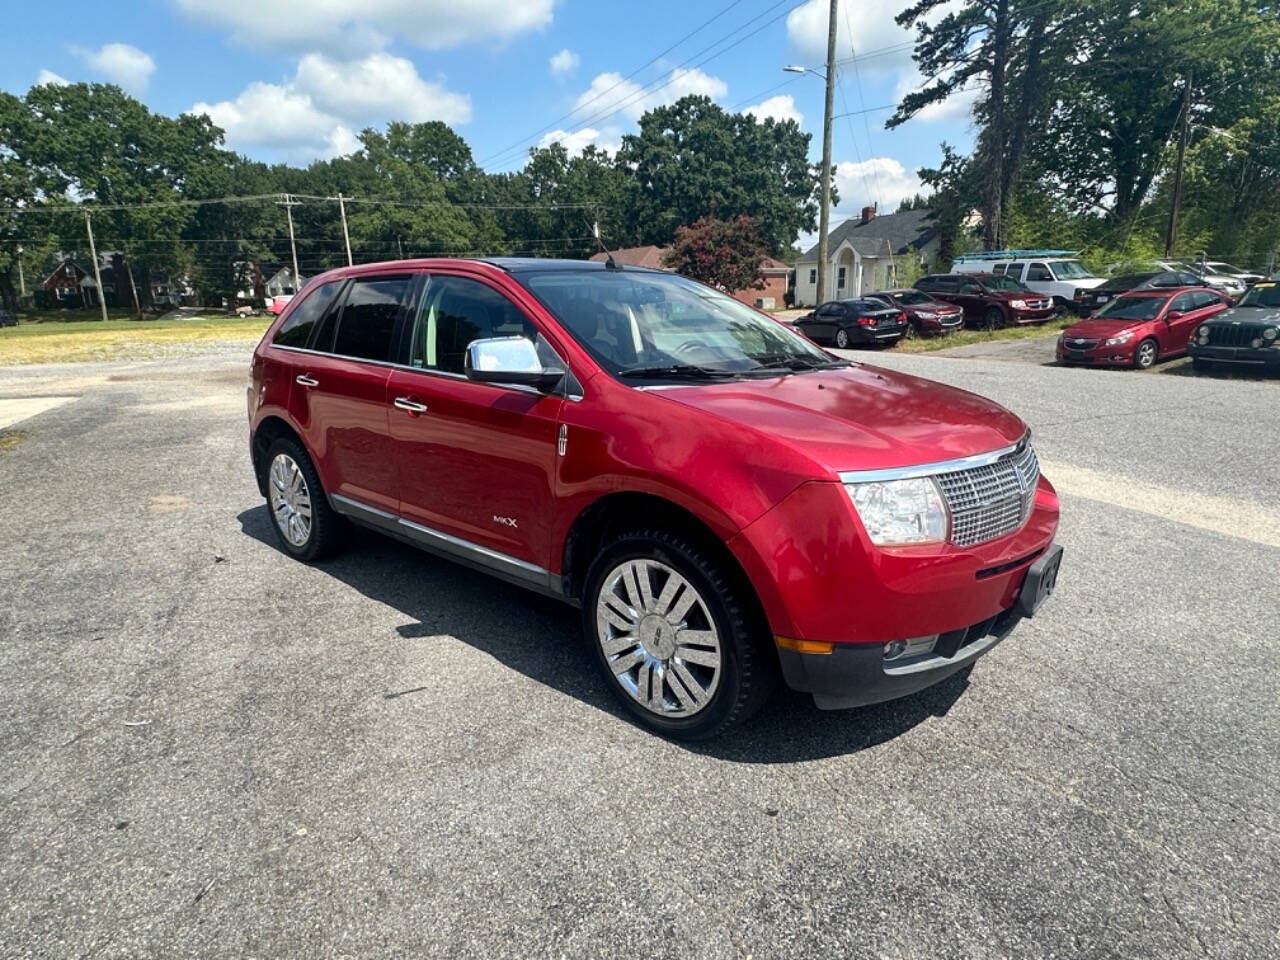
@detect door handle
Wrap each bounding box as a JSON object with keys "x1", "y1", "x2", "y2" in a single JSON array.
[
  {"x1": 295, "y1": 374, "x2": 319, "y2": 387},
  {"x1": 393, "y1": 396, "x2": 428, "y2": 414}
]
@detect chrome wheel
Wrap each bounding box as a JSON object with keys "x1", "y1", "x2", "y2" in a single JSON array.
[
  {"x1": 268, "y1": 453, "x2": 312, "y2": 547},
  {"x1": 595, "y1": 559, "x2": 722, "y2": 718},
  {"x1": 835, "y1": 327, "x2": 850, "y2": 349},
  {"x1": 1135, "y1": 340, "x2": 1158, "y2": 369}
]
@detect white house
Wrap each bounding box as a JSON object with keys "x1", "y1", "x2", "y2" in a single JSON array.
[
  {"x1": 794, "y1": 206, "x2": 943, "y2": 306},
  {"x1": 234, "y1": 263, "x2": 302, "y2": 302}
]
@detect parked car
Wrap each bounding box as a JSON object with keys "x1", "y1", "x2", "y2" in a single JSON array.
[
  {"x1": 1187, "y1": 281, "x2": 1280, "y2": 373},
  {"x1": 1077, "y1": 270, "x2": 1203, "y2": 316},
  {"x1": 1204, "y1": 261, "x2": 1265, "y2": 287},
  {"x1": 248, "y1": 258, "x2": 1062, "y2": 738},
  {"x1": 0, "y1": 306, "x2": 15, "y2": 328},
  {"x1": 915, "y1": 273, "x2": 1055, "y2": 329},
  {"x1": 863, "y1": 289, "x2": 964, "y2": 335},
  {"x1": 1056, "y1": 287, "x2": 1227, "y2": 369},
  {"x1": 792, "y1": 298, "x2": 910, "y2": 348},
  {"x1": 953, "y1": 250, "x2": 1105, "y2": 312},
  {"x1": 1155, "y1": 260, "x2": 1247, "y2": 301},
  {"x1": 267, "y1": 294, "x2": 295, "y2": 316}
]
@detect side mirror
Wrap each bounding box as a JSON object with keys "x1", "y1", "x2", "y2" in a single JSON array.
[
  {"x1": 1166, "y1": 310, "x2": 1184, "y2": 321},
  {"x1": 465, "y1": 336, "x2": 564, "y2": 392}
]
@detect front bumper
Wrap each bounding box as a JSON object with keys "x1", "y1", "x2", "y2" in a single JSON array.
[
  {"x1": 779, "y1": 545, "x2": 1063, "y2": 709},
  {"x1": 1187, "y1": 342, "x2": 1280, "y2": 370},
  {"x1": 1056, "y1": 341, "x2": 1138, "y2": 366},
  {"x1": 1010, "y1": 308, "x2": 1056, "y2": 324}
]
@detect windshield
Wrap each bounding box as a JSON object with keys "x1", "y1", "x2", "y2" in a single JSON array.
[
  {"x1": 1100, "y1": 274, "x2": 1153, "y2": 292},
  {"x1": 985, "y1": 275, "x2": 1030, "y2": 292},
  {"x1": 893, "y1": 290, "x2": 932, "y2": 305},
  {"x1": 1207, "y1": 262, "x2": 1245, "y2": 276},
  {"x1": 1237, "y1": 283, "x2": 1280, "y2": 308},
  {"x1": 520, "y1": 270, "x2": 838, "y2": 378},
  {"x1": 1095, "y1": 295, "x2": 1165, "y2": 321},
  {"x1": 1054, "y1": 260, "x2": 1095, "y2": 279}
]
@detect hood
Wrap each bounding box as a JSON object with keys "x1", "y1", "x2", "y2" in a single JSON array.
[
  {"x1": 1063, "y1": 315, "x2": 1155, "y2": 337},
  {"x1": 1205, "y1": 305, "x2": 1280, "y2": 326},
  {"x1": 1067, "y1": 277, "x2": 1106, "y2": 290},
  {"x1": 654, "y1": 364, "x2": 1026, "y2": 477}
]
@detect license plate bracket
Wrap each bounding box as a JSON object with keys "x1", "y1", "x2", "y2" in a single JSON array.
[{"x1": 1017, "y1": 544, "x2": 1063, "y2": 617}]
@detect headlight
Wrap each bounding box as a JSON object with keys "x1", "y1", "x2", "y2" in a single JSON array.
[
  {"x1": 1264, "y1": 328, "x2": 1278, "y2": 341},
  {"x1": 845, "y1": 477, "x2": 948, "y2": 546},
  {"x1": 1104, "y1": 330, "x2": 1135, "y2": 346},
  {"x1": 1197, "y1": 325, "x2": 1209, "y2": 336},
  {"x1": 1009, "y1": 299, "x2": 1028, "y2": 310}
]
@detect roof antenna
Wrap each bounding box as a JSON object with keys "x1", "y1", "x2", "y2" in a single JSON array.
[{"x1": 593, "y1": 220, "x2": 620, "y2": 270}]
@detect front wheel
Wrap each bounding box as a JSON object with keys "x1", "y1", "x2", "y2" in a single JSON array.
[
  {"x1": 834, "y1": 327, "x2": 850, "y2": 349},
  {"x1": 983, "y1": 306, "x2": 1005, "y2": 331},
  {"x1": 583, "y1": 530, "x2": 776, "y2": 739},
  {"x1": 1133, "y1": 338, "x2": 1159, "y2": 370}
]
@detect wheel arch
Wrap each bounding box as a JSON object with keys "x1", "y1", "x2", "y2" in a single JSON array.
[{"x1": 250, "y1": 415, "x2": 306, "y2": 496}]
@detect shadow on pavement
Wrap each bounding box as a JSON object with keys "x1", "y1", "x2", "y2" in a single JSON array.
[{"x1": 238, "y1": 504, "x2": 968, "y2": 763}]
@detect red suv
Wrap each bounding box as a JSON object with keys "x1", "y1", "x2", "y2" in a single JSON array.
[{"x1": 249, "y1": 259, "x2": 1062, "y2": 738}]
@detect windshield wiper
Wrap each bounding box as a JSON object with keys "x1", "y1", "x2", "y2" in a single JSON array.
[
  {"x1": 752, "y1": 354, "x2": 851, "y2": 371},
  {"x1": 617, "y1": 364, "x2": 738, "y2": 380}
]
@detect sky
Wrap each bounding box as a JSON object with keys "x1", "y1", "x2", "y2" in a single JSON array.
[{"x1": 1, "y1": 0, "x2": 979, "y2": 249}]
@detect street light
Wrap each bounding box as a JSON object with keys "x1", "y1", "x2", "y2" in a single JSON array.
[{"x1": 785, "y1": 2, "x2": 838, "y2": 307}]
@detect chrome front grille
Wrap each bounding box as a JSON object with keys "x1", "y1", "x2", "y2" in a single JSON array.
[{"x1": 935, "y1": 440, "x2": 1039, "y2": 547}]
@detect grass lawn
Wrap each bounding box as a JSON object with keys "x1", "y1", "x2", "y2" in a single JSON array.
[
  {"x1": 895, "y1": 316, "x2": 1073, "y2": 353},
  {"x1": 0, "y1": 313, "x2": 269, "y2": 365}
]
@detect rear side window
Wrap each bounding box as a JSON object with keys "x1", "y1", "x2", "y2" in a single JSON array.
[
  {"x1": 959, "y1": 280, "x2": 982, "y2": 295},
  {"x1": 332, "y1": 276, "x2": 410, "y2": 361},
  {"x1": 1190, "y1": 291, "x2": 1221, "y2": 309},
  {"x1": 1026, "y1": 263, "x2": 1052, "y2": 281},
  {"x1": 412, "y1": 275, "x2": 535, "y2": 374},
  {"x1": 273, "y1": 280, "x2": 342, "y2": 348}
]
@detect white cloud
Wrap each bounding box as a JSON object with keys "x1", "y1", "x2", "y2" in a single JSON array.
[
  {"x1": 891, "y1": 70, "x2": 981, "y2": 124},
  {"x1": 71, "y1": 43, "x2": 156, "y2": 94},
  {"x1": 573, "y1": 67, "x2": 727, "y2": 123},
  {"x1": 536, "y1": 126, "x2": 622, "y2": 156},
  {"x1": 743, "y1": 94, "x2": 803, "y2": 126},
  {"x1": 35, "y1": 69, "x2": 68, "y2": 87},
  {"x1": 294, "y1": 52, "x2": 470, "y2": 124},
  {"x1": 832, "y1": 157, "x2": 923, "y2": 218},
  {"x1": 173, "y1": 0, "x2": 554, "y2": 52},
  {"x1": 786, "y1": 0, "x2": 928, "y2": 74},
  {"x1": 190, "y1": 52, "x2": 469, "y2": 160},
  {"x1": 549, "y1": 49, "x2": 579, "y2": 76}
]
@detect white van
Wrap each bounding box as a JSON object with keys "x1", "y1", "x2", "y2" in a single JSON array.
[{"x1": 953, "y1": 250, "x2": 1105, "y2": 312}]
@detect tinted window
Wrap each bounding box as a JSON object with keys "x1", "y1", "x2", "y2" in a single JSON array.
[
  {"x1": 817, "y1": 302, "x2": 843, "y2": 316},
  {"x1": 894, "y1": 290, "x2": 932, "y2": 305},
  {"x1": 959, "y1": 280, "x2": 982, "y2": 295},
  {"x1": 1007, "y1": 262, "x2": 1026, "y2": 278},
  {"x1": 991, "y1": 263, "x2": 1007, "y2": 275},
  {"x1": 331, "y1": 277, "x2": 409, "y2": 361},
  {"x1": 1102, "y1": 274, "x2": 1153, "y2": 292},
  {"x1": 1169, "y1": 294, "x2": 1195, "y2": 313},
  {"x1": 1097, "y1": 295, "x2": 1165, "y2": 320},
  {"x1": 985, "y1": 275, "x2": 1030, "y2": 292},
  {"x1": 1190, "y1": 291, "x2": 1221, "y2": 309},
  {"x1": 273, "y1": 280, "x2": 342, "y2": 348},
  {"x1": 1026, "y1": 263, "x2": 1052, "y2": 281},
  {"x1": 413, "y1": 275, "x2": 535, "y2": 374}
]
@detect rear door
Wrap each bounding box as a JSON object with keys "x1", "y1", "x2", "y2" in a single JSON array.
[
  {"x1": 289, "y1": 274, "x2": 412, "y2": 514},
  {"x1": 955, "y1": 279, "x2": 987, "y2": 321},
  {"x1": 386, "y1": 271, "x2": 566, "y2": 570}
]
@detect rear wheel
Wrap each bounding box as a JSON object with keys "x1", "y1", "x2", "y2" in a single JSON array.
[
  {"x1": 1133, "y1": 338, "x2": 1159, "y2": 370},
  {"x1": 263, "y1": 437, "x2": 343, "y2": 562},
  {"x1": 983, "y1": 306, "x2": 1005, "y2": 330},
  {"x1": 583, "y1": 530, "x2": 776, "y2": 739},
  {"x1": 835, "y1": 327, "x2": 850, "y2": 349}
]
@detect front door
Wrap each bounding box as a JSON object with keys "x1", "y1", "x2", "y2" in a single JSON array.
[
  {"x1": 386, "y1": 272, "x2": 565, "y2": 570},
  {"x1": 955, "y1": 279, "x2": 986, "y2": 321},
  {"x1": 287, "y1": 275, "x2": 411, "y2": 514}
]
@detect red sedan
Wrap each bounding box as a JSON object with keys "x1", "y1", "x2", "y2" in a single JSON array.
[{"x1": 1057, "y1": 287, "x2": 1228, "y2": 369}]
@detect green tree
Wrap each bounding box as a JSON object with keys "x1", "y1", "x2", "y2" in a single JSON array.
[
  {"x1": 662, "y1": 216, "x2": 767, "y2": 292},
  {"x1": 616, "y1": 96, "x2": 825, "y2": 255}
]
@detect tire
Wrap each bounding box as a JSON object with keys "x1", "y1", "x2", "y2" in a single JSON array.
[
  {"x1": 1133, "y1": 338, "x2": 1159, "y2": 370},
  {"x1": 262, "y1": 437, "x2": 344, "y2": 562},
  {"x1": 983, "y1": 306, "x2": 1005, "y2": 331},
  {"x1": 834, "y1": 327, "x2": 850, "y2": 349},
  {"x1": 582, "y1": 529, "x2": 777, "y2": 739}
]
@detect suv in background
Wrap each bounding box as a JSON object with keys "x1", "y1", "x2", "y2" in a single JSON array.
[
  {"x1": 1187, "y1": 281, "x2": 1280, "y2": 373},
  {"x1": 915, "y1": 273, "x2": 1056, "y2": 328},
  {"x1": 249, "y1": 258, "x2": 1062, "y2": 738},
  {"x1": 1205, "y1": 261, "x2": 1265, "y2": 287},
  {"x1": 954, "y1": 252, "x2": 1105, "y2": 312}
]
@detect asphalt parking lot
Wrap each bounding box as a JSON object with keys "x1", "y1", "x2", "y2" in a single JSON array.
[{"x1": 2, "y1": 343, "x2": 1278, "y2": 958}]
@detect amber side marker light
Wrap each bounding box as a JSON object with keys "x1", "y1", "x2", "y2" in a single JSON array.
[{"x1": 775, "y1": 636, "x2": 834, "y2": 655}]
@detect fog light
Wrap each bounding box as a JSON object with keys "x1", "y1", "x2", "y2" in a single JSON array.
[
  {"x1": 884, "y1": 635, "x2": 938, "y2": 661},
  {"x1": 1197, "y1": 334, "x2": 1208, "y2": 344},
  {"x1": 1251, "y1": 338, "x2": 1263, "y2": 348}
]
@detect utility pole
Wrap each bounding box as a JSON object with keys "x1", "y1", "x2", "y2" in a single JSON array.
[
  {"x1": 277, "y1": 194, "x2": 302, "y2": 291},
  {"x1": 817, "y1": 0, "x2": 837, "y2": 304},
  {"x1": 1165, "y1": 70, "x2": 1192, "y2": 258},
  {"x1": 15, "y1": 245, "x2": 25, "y2": 300},
  {"x1": 84, "y1": 211, "x2": 108, "y2": 323},
  {"x1": 337, "y1": 193, "x2": 353, "y2": 266}
]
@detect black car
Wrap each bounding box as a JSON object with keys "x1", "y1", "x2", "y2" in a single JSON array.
[
  {"x1": 793, "y1": 298, "x2": 909, "y2": 348},
  {"x1": 1187, "y1": 281, "x2": 1280, "y2": 373},
  {"x1": 1081, "y1": 270, "x2": 1202, "y2": 316}
]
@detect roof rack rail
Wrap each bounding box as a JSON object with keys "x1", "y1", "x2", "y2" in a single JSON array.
[{"x1": 952, "y1": 249, "x2": 1078, "y2": 261}]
